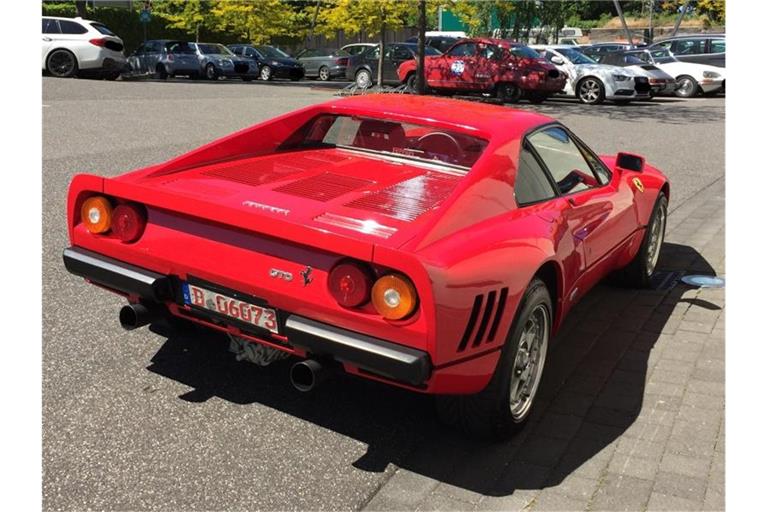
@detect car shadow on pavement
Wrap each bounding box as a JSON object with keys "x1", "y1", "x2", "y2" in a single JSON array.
[{"x1": 146, "y1": 241, "x2": 717, "y2": 497}]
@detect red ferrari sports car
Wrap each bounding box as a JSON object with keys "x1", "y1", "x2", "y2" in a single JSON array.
[{"x1": 63, "y1": 94, "x2": 669, "y2": 439}]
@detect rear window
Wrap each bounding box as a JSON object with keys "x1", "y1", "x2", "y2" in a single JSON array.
[
  {"x1": 90, "y1": 22, "x2": 115, "y2": 36},
  {"x1": 284, "y1": 115, "x2": 489, "y2": 170}
]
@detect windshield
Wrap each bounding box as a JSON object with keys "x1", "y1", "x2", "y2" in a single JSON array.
[
  {"x1": 557, "y1": 48, "x2": 596, "y2": 65},
  {"x1": 196, "y1": 43, "x2": 234, "y2": 56},
  {"x1": 256, "y1": 46, "x2": 290, "y2": 59},
  {"x1": 90, "y1": 22, "x2": 115, "y2": 36},
  {"x1": 509, "y1": 45, "x2": 541, "y2": 59},
  {"x1": 285, "y1": 115, "x2": 489, "y2": 170}
]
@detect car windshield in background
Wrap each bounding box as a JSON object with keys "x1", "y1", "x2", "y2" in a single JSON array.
[
  {"x1": 167, "y1": 42, "x2": 195, "y2": 54},
  {"x1": 197, "y1": 44, "x2": 233, "y2": 55},
  {"x1": 257, "y1": 46, "x2": 290, "y2": 59},
  {"x1": 90, "y1": 22, "x2": 115, "y2": 36},
  {"x1": 558, "y1": 48, "x2": 596, "y2": 65},
  {"x1": 510, "y1": 45, "x2": 541, "y2": 59},
  {"x1": 287, "y1": 115, "x2": 488, "y2": 170}
]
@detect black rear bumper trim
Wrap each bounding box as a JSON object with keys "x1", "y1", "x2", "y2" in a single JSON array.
[
  {"x1": 62, "y1": 247, "x2": 171, "y2": 301},
  {"x1": 285, "y1": 315, "x2": 431, "y2": 386}
]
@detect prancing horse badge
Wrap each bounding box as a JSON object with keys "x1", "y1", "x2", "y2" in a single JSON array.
[
  {"x1": 632, "y1": 177, "x2": 644, "y2": 192},
  {"x1": 300, "y1": 266, "x2": 313, "y2": 287}
]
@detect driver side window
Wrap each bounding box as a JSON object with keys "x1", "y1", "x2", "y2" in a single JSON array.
[
  {"x1": 447, "y1": 43, "x2": 476, "y2": 57},
  {"x1": 528, "y1": 127, "x2": 602, "y2": 195}
]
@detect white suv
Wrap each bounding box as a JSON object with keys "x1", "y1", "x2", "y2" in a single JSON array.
[{"x1": 42, "y1": 17, "x2": 127, "y2": 79}]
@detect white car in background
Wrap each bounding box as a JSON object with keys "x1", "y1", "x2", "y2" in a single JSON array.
[
  {"x1": 583, "y1": 50, "x2": 678, "y2": 97},
  {"x1": 530, "y1": 45, "x2": 652, "y2": 105},
  {"x1": 625, "y1": 48, "x2": 725, "y2": 97},
  {"x1": 42, "y1": 16, "x2": 127, "y2": 79}
]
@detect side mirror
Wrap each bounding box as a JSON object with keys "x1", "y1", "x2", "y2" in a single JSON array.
[
  {"x1": 551, "y1": 55, "x2": 565, "y2": 65},
  {"x1": 616, "y1": 152, "x2": 645, "y2": 172}
]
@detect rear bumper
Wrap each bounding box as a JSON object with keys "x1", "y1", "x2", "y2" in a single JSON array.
[{"x1": 63, "y1": 246, "x2": 432, "y2": 386}]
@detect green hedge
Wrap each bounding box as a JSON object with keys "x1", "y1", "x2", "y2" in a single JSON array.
[{"x1": 42, "y1": 3, "x2": 246, "y2": 55}]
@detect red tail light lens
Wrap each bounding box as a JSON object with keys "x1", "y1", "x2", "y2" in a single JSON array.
[
  {"x1": 336, "y1": 57, "x2": 349, "y2": 65},
  {"x1": 111, "y1": 204, "x2": 147, "y2": 243},
  {"x1": 167, "y1": 53, "x2": 175, "y2": 61},
  {"x1": 89, "y1": 38, "x2": 106, "y2": 47},
  {"x1": 328, "y1": 261, "x2": 373, "y2": 307}
]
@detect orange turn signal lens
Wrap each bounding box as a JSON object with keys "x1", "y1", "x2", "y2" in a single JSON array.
[
  {"x1": 371, "y1": 274, "x2": 418, "y2": 320},
  {"x1": 81, "y1": 196, "x2": 113, "y2": 234}
]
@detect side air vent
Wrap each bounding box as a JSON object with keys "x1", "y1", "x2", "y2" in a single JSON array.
[
  {"x1": 457, "y1": 287, "x2": 509, "y2": 352},
  {"x1": 274, "y1": 173, "x2": 373, "y2": 201}
]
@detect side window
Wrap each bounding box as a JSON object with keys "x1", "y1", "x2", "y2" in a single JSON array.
[
  {"x1": 528, "y1": 127, "x2": 603, "y2": 195},
  {"x1": 515, "y1": 141, "x2": 557, "y2": 206},
  {"x1": 447, "y1": 42, "x2": 476, "y2": 57},
  {"x1": 710, "y1": 38, "x2": 725, "y2": 53},
  {"x1": 393, "y1": 46, "x2": 412, "y2": 60},
  {"x1": 43, "y1": 19, "x2": 60, "y2": 34},
  {"x1": 366, "y1": 46, "x2": 380, "y2": 60},
  {"x1": 480, "y1": 44, "x2": 502, "y2": 60},
  {"x1": 58, "y1": 20, "x2": 88, "y2": 34},
  {"x1": 656, "y1": 41, "x2": 673, "y2": 52},
  {"x1": 673, "y1": 39, "x2": 705, "y2": 55}
]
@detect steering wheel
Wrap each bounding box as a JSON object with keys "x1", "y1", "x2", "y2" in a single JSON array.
[{"x1": 415, "y1": 132, "x2": 464, "y2": 163}]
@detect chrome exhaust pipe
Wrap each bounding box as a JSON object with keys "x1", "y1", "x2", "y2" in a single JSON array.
[
  {"x1": 119, "y1": 303, "x2": 160, "y2": 331},
  {"x1": 289, "y1": 359, "x2": 327, "y2": 392}
]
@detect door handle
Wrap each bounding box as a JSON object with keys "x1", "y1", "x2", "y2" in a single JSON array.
[{"x1": 43, "y1": 36, "x2": 52, "y2": 42}]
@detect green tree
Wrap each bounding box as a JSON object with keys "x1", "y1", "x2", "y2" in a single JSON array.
[
  {"x1": 154, "y1": 0, "x2": 215, "y2": 42},
  {"x1": 210, "y1": 0, "x2": 303, "y2": 43}
]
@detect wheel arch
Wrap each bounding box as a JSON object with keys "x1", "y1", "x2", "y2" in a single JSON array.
[
  {"x1": 45, "y1": 47, "x2": 79, "y2": 71},
  {"x1": 533, "y1": 260, "x2": 564, "y2": 333}
]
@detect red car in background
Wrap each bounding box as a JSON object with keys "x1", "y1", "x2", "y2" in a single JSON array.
[
  {"x1": 397, "y1": 38, "x2": 566, "y2": 103},
  {"x1": 63, "y1": 95, "x2": 668, "y2": 439}
]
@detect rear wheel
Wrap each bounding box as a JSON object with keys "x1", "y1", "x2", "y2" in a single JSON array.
[
  {"x1": 405, "y1": 73, "x2": 418, "y2": 92},
  {"x1": 318, "y1": 66, "x2": 330, "y2": 81},
  {"x1": 675, "y1": 75, "x2": 698, "y2": 98},
  {"x1": 577, "y1": 77, "x2": 605, "y2": 104},
  {"x1": 155, "y1": 64, "x2": 168, "y2": 80},
  {"x1": 436, "y1": 278, "x2": 552, "y2": 440},
  {"x1": 617, "y1": 193, "x2": 668, "y2": 288},
  {"x1": 47, "y1": 49, "x2": 78, "y2": 78},
  {"x1": 496, "y1": 82, "x2": 522, "y2": 103}
]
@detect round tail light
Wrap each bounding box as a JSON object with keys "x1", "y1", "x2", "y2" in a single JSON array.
[
  {"x1": 81, "y1": 196, "x2": 112, "y2": 234},
  {"x1": 328, "y1": 262, "x2": 373, "y2": 308},
  {"x1": 111, "y1": 204, "x2": 147, "y2": 243},
  {"x1": 371, "y1": 274, "x2": 418, "y2": 320}
]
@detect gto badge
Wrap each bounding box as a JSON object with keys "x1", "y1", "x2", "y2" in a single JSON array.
[
  {"x1": 632, "y1": 177, "x2": 645, "y2": 192},
  {"x1": 269, "y1": 268, "x2": 293, "y2": 282},
  {"x1": 300, "y1": 266, "x2": 313, "y2": 287},
  {"x1": 242, "y1": 200, "x2": 290, "y2": 216}
]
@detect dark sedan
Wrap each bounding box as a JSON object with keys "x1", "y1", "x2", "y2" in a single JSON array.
[
  {"x1": 345, "y1": 43, "x2": 441, "y2": 88},
  {"x1": 190, "y1": 42, "x2": 258, "y2": 80},
  {"x1": 228, "y1": 44, "x2": 304, "y2": 81},
  {"x1": 296, "y1": 48, "x2": 350, "y2": 81}
]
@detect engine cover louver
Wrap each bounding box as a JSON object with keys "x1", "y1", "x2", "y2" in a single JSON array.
[
  {"x1": 201, "y1": 160, "x2": 304, "y2": 187},
  {"x1": 273, "y1": 172, "x2": 374, "y2": 202},
  {"x1": 457, "y1": 287, "x2": 509, "y2": 352}
]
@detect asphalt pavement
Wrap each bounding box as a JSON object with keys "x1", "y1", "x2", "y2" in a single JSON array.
[{"x1": 42, "y1": 76, "x2": 724, "y2": 511}]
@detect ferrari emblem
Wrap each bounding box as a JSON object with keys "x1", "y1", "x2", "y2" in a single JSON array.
[
  {"x1": 300, "y1": 266, "x2": 313, "y2": 287},
  {"x1": 632, "y1": 177, "x2": 644, "y2": 192}
]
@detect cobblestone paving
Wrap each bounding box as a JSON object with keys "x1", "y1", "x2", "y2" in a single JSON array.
[{"x1": 364, "y1": 178, "x2": 725, "y2": 512}]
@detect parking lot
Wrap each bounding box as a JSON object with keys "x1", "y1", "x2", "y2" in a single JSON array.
[{"x1": 43, "y1": 77, "x2": 724, "y2": 511}]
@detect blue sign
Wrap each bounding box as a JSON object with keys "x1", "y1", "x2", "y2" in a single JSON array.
[{"x1": 140, "y1": 9, "x2": 151, "y2": 23}]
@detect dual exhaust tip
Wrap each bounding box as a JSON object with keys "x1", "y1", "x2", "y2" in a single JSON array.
[{"x1": 119, "y1": 303, "x2": 327, "y2": 392}]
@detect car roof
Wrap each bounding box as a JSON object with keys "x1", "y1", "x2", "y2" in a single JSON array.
[
  {"x1": 43, "y1": 16, "x2": 94, "y2": 23},
  {"x1": 654, "y1": 33, "x2": 724, "y2": 40},
  {"x1": 323, "y1": 94, "x2": 553, "y2": 141}
]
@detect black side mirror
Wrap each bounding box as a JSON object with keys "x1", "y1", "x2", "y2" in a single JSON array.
[{"x1": 616, "y1": 152, "x2": 645, "y2": 172}]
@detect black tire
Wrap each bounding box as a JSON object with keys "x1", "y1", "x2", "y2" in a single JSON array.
[
  {"x1": 260, "y1": 65, "x2": 272, "y2": 81},
  {"x1": 576, "y1": 77, "x2": 605, "y2": 104},
  {"x1": 496, "y1": 82, "x2": 522, "y2": 103},
  {"x1": 318, "y1": 66, "x2": 330, "y2": 81},
  {"x1": 436, "y1": 277, "x2": 552, "y2": 440},
  {"x1": 103, "y1": 70, "x2": 120, "y2": 81},
  {"x1": 675, "y1": 75, "x2": 698, "y2": 98},
  {"x1": 355, "y1": 68, "x2": 372, "y2": 88},
  {"x1": 528, "y1": 92, "x2": 547, "y2": 104},
  {"x1": 155, "y1": 64, "x2": 168, "y2": 80},
  {"x1": 616, "y1": 193, "x2": 668, "y2": 288},
  {"x1": 46, "y1": 49, "x2": 78, "y2": 78},
  {"x1": 205, "y1": 63, "x2": 219, "y2": 81},
  {"x1": 405, "y1": 73, "x2": 417, "y2": 92}
]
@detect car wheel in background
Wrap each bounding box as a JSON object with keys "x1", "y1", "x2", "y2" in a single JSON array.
[
  {"x1": 405, "y1": 73, "x2": 418, "y2": 92},
  {"x1": 103, "y1": 70, "x2": 120, "y2": 81},
  {"x1": 205, "y1": 63, "x2": 219, "y2": 80},
  {"x1": 260, "y1": 65, "x2": 273, "y2": 81},
  {"x1": 496, "y1": 82, "x2": 522, "y2": 103},
  {"x1": 616, "y1": 193, "x2": 668, "y2": 288},
  {"x1": 675, "y1": 75, "x2": 699, "y2": 98},
  {"x1": 355, "y1": 68, "x2": 372, "y2": 88},
  {"x1": 436, "y1": 277, "x2": 552, "y2": 440},
  {"x1": 155, "y1": 64, "x2": 168, "y2": 80},
  {"x1": 318, "y1": 66, "x2": 330, "y2": 81},
  {"x1": 576, "y1": 77, "x2": 605, "y2": 104},
  {"x1": 46, "y1": 49, "x2": 78, "y2": 78}
]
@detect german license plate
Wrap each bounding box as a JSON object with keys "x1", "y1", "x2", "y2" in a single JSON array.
[{"x1": 182, "y1": 282, "x2": 278, "y2": 334}]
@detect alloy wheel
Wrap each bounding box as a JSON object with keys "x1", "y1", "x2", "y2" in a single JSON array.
[
  {"x1": 645, "y1": 204, "x2": 667, "y2": 276},
  {"x1": 509, "y1": 304, "x2": 549, "y2": 421},
  {"x1": 48, "y1": 50, "x2": 76, "y2": 77},
  {"x1": 579, "y1": 78, "x2": 601, "y2": 103},
  {"x1": 356, "y1": 70, "x2": 371, "y2": 88},
  {"x1": 260, "y1": 65, "x2": 272, "y2": 81},
  {"x1": 318, "y1": 66, "x2": 330, "y2": 81}
]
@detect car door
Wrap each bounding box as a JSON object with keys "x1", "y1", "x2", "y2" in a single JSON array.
[
  {"x1": 387, "y1": 45, "x2": 414, "y2": 82},
  {"x1": 670, "y1": 38, "x2": 708, "y2": 65},
  {"x1": 707, "y1": 38, "x2": 725, "y2": 67},
  {"x1": 527, "y1": 125, "x2": 638, "y2": 272},
  {"x1": 431, "y1": 41, "x2": 478, "y2": 89},
  {"x1": 42, "y1": 19, "x2": 59, "y2": 64},
  {"x1": 472, "y1": 43, "x2": 502, "y2": 90},
  {"x1": 299, "y1": 49, "x2": 320, "y2": 75},
  {"x1": 143, "y1": 40, "x2": 162, "y2": 73}
]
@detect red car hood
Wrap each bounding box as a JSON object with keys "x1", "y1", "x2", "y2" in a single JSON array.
[{"x1": 118, "y1": 148, "x2": 465, "y2": 252}]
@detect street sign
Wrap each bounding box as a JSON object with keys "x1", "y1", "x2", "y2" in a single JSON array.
[{"x1": 140, "y1": 9, "x2": 151, "y2": 24}]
